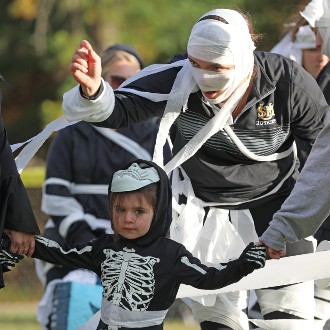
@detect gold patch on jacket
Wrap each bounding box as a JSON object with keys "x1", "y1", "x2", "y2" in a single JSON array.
[{"x1": 256, "y1": 102, "x2": 276, "y2": 126}]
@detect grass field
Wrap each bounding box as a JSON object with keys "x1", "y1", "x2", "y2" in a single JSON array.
[
  {"x1": 0, "y1": 302, "x2": 39, "y2": 330},
  {"x1": 0, "y1": 301, "x2": 200, "y2": 330},
  {"x1": 20, "y1": 166, "x2": 45, "y2": 188}
]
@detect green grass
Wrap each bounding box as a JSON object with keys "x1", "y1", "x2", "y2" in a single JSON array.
[
  {"x1": 0, "y1": 316, "x2": 40, "y2": 330},
  {"x1": 0, "y1": 301, "x2": 200, "y2": 330},
  {"x1": 0, "y1": 259, "x2": 44, "y2": 302},
  {"x1": 0, "y1": 302, "x2": 39, "y2": 330},
  {"x1": 0, "y1": 318, "x2": 199, "y2": 330},
  {"x1": 165, "y1": 320, "x2": 200, "y2": 329}
]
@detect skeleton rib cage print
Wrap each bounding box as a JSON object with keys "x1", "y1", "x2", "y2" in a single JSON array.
[{"x1": 101, "y1": 247, "x2": 160, "y2": 311}]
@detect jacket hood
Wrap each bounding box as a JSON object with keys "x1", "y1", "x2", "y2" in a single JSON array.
[{"x1": 108, "y1": 159, "x2": 172, "y2": 246}]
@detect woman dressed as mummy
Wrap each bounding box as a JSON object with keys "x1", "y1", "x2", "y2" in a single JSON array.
[{"x1": 62, "y1": 8, "x2": 328, "y2": 330}]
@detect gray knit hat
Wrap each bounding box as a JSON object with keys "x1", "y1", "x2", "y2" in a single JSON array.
[{"x1": 111, "y1": 163, "x2": 160, "y2": 192}]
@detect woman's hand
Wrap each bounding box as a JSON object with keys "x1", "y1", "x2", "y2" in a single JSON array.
[
  {"x1": 3, "y1": 229, "x2": 35, "y2": 257},
  {"x1": 256, "y1": 240, "x2": 286, "y2": 260},
  {"x1": 69, "y1": 40, "x2": 102, "y2": 96}
]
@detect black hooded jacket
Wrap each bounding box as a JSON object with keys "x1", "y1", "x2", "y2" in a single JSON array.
[
  {"x1": 32, "y1": 160, "x2": 262, "y2": 329},
  {"x1": 0, "y1": 82, "x2": 39, "y2": 288},
  {"x1": 93, "y1": 51, "x2": 328, "y2": 208}
]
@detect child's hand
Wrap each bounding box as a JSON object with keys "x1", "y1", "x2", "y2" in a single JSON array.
[
  {"x1": 0, "y1": 235, "x2": 24, "y2": 272},
  {"x1": 239, "y1": 242, "x2": 267, "y2": 271}
]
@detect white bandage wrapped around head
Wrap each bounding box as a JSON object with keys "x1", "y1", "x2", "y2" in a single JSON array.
[
  {"x1": 301, "y1": 0, "x2": 324, "y2": 27},
  {"x1": 301, "y1": 0, "x2": 330, "y2": 56},
  {"x1": 316, "y1": 0, "x2": 330, "y2": 57},
  {"x1": 187, "y1": 9, "x2": 255, "y2": 104},
  {"x1": 111, "y1": 163, "x2": 160, "y2": 192},
  {"x1": 271, "y1": 25, "x2": 317, "y2": 65},
  {"x1": 295, "y1": 25, "x2": 318, "y2": 48},
  {"x1": 316, "y1": 0, "x2": 330, "y2": 27}
]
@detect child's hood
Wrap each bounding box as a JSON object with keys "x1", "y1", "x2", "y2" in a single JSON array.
[{"x1": 109, "y1": 159, "x2": 172, "y2": 246}]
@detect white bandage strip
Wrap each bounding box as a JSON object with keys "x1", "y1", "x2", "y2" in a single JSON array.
[
  {"x1": 92, "y1": 126, "x2": 152, "y2": 160},
  {"x1": 177, "y1": 248, "x2": 330, "y2": 298},
  {"x1": 13, "y1": 116, "x2": 77, "y2": 173}
]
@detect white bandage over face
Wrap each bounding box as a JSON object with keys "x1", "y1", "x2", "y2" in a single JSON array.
[
  {"x1": 190, "y1": 67, "x2": 234, "y2": 93},
  {"x1": 187, "y1": 9, "x2": 255, "y2": 104}
]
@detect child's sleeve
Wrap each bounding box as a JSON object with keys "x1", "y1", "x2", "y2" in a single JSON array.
[
  {"x1": 32, "y1": 235, "x2": 99, "y2": 273},
  {"x1": 174, "y1": 242, "x2": 266, "y2": 290}
]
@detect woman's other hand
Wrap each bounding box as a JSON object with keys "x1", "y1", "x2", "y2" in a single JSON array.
[{"x1": 257, "y1": 240, "x2": 286, "y2": 260}]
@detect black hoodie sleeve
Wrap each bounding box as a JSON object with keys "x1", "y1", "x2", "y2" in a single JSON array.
[
  {"x1": 174, "y1": 243, "x2": 266, "y2": 290},
  {"x1": 32, "y1": 236, "x2": 100, "y2": 274}
]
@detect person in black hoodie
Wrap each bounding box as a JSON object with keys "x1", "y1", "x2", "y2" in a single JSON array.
[
  {"x1": 1, "y1": 160, "x2": 266, "y2": 330},
  {"x1": 0, "y1": 75, "x2": 40, "y2": 288}
]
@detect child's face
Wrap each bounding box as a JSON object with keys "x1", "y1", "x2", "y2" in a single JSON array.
[{"x1": 112, "y1": 192, "x2": 154, "y2": 239}]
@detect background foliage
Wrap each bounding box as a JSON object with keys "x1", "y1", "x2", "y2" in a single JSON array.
[{"x1": 1, "y1": 0, "x2": 309, "y2": 161}]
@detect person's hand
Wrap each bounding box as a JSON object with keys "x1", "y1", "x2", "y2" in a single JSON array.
[
  {"x1": 0, "y1": 235, "x2": 24, "y2": 272},
  {"x1": 257, "y1": 240, "x2": 286, "y2": 260},
  {"x1": 3, "y1": 229, "x2": 35, "y2": 257},
  {"x1": 239, "y1": 242, "x2": 267, "y2": 270},
  {"x1": 69, "y1": 40, "x2": 102, "y2": 96}
]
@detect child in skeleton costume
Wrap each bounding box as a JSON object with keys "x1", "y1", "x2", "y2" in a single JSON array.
[
  {"x1": 0, "y1": 160, "x2": 266, "y2": 330},
  {"x1": 62, "y1": 8, "x2": 329, "y2": 330}
]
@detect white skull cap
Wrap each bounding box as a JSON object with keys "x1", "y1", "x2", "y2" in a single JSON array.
[
  {"x1": 111, "y1": 163, "x2": 160, "y2": 192},
  {"x1": 301, "y1": 0, "x2": 330, "y2": 27}
]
